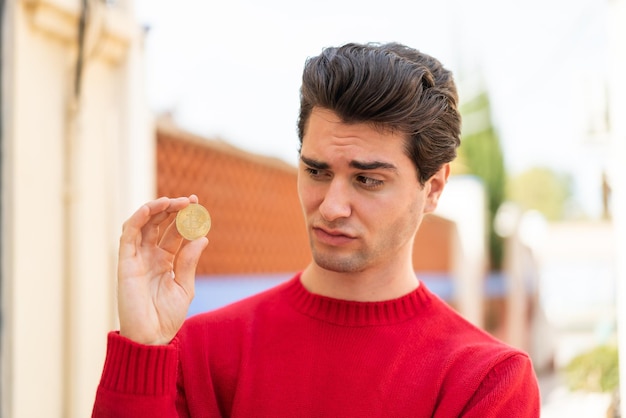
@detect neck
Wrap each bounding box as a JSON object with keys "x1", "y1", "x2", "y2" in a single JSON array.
[{"x1": 300, "y1": 260, "x2": 419, "y2": 302}]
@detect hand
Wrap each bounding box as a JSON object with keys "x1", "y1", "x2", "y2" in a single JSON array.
[{"x1": 117, "y1": 195, "x2": 209, "y2": 345}]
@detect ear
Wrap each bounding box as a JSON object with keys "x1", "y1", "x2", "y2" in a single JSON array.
[{"x1": 423, "y1": 163, "x2": 450, "y2": 214}]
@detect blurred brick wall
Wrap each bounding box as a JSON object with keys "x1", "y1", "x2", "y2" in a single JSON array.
[
  {"x1": 156, "y1": 118, "x2": 454, "y2": 276},
  {"x1": 413, "y1": 215, "x2": 455, "y2": 272},
  {"x1": 156, "y1": 119, "x2": 311, "y2": 274}
]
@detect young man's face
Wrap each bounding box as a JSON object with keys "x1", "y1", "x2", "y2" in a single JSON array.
[{"x1": 298, "y1": 108, "x2": 448, "y2": 275}]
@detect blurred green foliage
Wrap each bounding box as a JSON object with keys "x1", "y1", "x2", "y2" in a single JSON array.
[
  {"x1": 507, "y1": 167, "x2": 573, "y2": 221},
  {"x1": 564, "y1": 345, "x2": 619, "y2": 393},
  {"x1": 457, "y1": 91, "x2": 506, "y2": 270},
  {"x1": 456, "y1": 90, "x2": 575, "y2": 268}
]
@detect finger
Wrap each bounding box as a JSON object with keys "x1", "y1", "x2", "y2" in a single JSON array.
[
  {"x1": 173, "y1": 237, "x2": 209, "y2": 299},
  {"x1": 159, "y1": 217, "x2": 183, "y2": 255},
  {"x1": 119, "y1": 203, "x2": 152, "y2": 258},
  {"x1": 157, "y1": 194, "x2": 202, "y2": 254},
  {"x1": 119, "y1": 196, "x2": 176, "y2": 257},
  {"x1": 140, "y1": 197, "x2": 191, "y2": 247}
]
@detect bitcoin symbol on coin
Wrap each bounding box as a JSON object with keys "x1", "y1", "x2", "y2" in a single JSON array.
[{"x1": 176, "y1": 203, "x2": 212, "y2": 240}]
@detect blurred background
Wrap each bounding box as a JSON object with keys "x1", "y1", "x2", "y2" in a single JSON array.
[{"x1": 1, "y1": 0, "x2": 625, "y2": 417}]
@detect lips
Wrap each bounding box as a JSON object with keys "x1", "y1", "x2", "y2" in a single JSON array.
[{"x1": 312, "y1": 226, "x2": 356, "y2": 246}]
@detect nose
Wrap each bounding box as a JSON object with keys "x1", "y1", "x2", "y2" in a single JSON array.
[{"x1": 319, "y1": 178, "x2": 352, "y2": 222}]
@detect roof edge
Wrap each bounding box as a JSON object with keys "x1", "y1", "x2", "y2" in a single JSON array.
[{"x1": 155, "y1": 114, "x2": 297, "y2": 174}]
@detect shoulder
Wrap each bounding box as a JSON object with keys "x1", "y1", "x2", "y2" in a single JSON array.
[
  {"x1": 434, "y1": 347, "x2": 540, "y2": 417},
  {"x1": 417, "y1": 282, "x2": 538, "y2": 380},
  {"x1": 460, "y1": 351, "x2": 541, "y2": 416},
  {"x1": 417, "y1": 282, "x2": 504, "y2": 348},
  {"x1": 417, "y1": 285, "x2": 540, "y2": 415}
]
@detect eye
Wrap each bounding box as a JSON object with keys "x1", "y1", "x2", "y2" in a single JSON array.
[
  {"x1": 305, "y1": 167, "x2": 330, "y2": 180},
  {"x1": 305, "y1": 167, "x2": 319, "y2": 177},
  {"x1": 356, "y1": 175, "x2": 384, "y2": 190}
]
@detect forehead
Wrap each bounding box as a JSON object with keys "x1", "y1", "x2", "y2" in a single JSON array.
[{"x1": 301, "y1": 108, "x2": 408, "y2": 161}]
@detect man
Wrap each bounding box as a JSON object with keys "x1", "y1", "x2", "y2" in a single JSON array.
[{"x1": 93, "y1": 42, "x2": 540, "y2": 417}]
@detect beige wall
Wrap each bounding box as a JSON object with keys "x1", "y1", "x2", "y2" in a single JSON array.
[{"x1": 1, "y1": 1, "x2": 152, "y2": 417}]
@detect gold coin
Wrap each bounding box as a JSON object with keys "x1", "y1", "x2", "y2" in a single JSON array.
[{"x1": 175, "y1": 203, "x2": 212, "y2": 240}]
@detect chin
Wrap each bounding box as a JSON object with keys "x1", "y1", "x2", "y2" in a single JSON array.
[{"x1": 312, "y1": 253, "x2": 367, "y2": 274}]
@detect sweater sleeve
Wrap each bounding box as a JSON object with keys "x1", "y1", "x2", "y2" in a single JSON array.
[
  {"x1": 460, "y1": 352, "x2": 541, "y2": 418},
  {"x1": 91, "y1": 332, "x2": 188, "y2": 418}
]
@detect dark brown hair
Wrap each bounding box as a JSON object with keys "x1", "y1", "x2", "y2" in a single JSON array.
[{"x1": 297, "y1": 42, "x2": 461, "y2": 184}]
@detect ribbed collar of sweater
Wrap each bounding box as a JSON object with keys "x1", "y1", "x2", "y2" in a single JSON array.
[{"x1": 283, "y1": 274, "x2": 433, "y2": 327}]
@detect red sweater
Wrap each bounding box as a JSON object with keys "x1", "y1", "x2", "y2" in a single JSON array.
[{"x1": 93, "y1": 274, "x2": 540, "y2": 417}]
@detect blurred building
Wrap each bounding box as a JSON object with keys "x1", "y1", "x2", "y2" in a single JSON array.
[
  {"x1": 1, "y1": 1, "x2": 151, "y2": 417},
  {"x1": 607, "y1": 0, "x2": 626, "y2": 415},
  {"x1": 156, "y1": 117, "x2": 310, "y2": 275}
]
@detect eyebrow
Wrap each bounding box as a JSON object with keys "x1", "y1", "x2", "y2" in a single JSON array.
[
  {"x1": 300, "y1": 155, "x2": 397, "y2": 172},
  {"x1": 300, "y1": 156, "x2": 329, "y2": 170}
]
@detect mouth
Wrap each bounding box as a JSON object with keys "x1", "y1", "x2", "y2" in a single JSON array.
[{"x1": 312, "y1": 226, "x2": 356, "y2": 246}]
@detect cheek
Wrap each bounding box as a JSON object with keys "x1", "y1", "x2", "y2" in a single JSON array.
[
  {"x1": 297, "y1": 178, "x2": 318, "y2": 214},
  {"x1": 385, "y1": 191, "x2": 422, "y2": 228},
  {"x1": 382, "y1": 197, "x2": 422, "y2": 241}
]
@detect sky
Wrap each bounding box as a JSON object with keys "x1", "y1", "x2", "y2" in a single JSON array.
[{"x1": 133, "y1": 0, "x2": 610, "y2": 218}]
